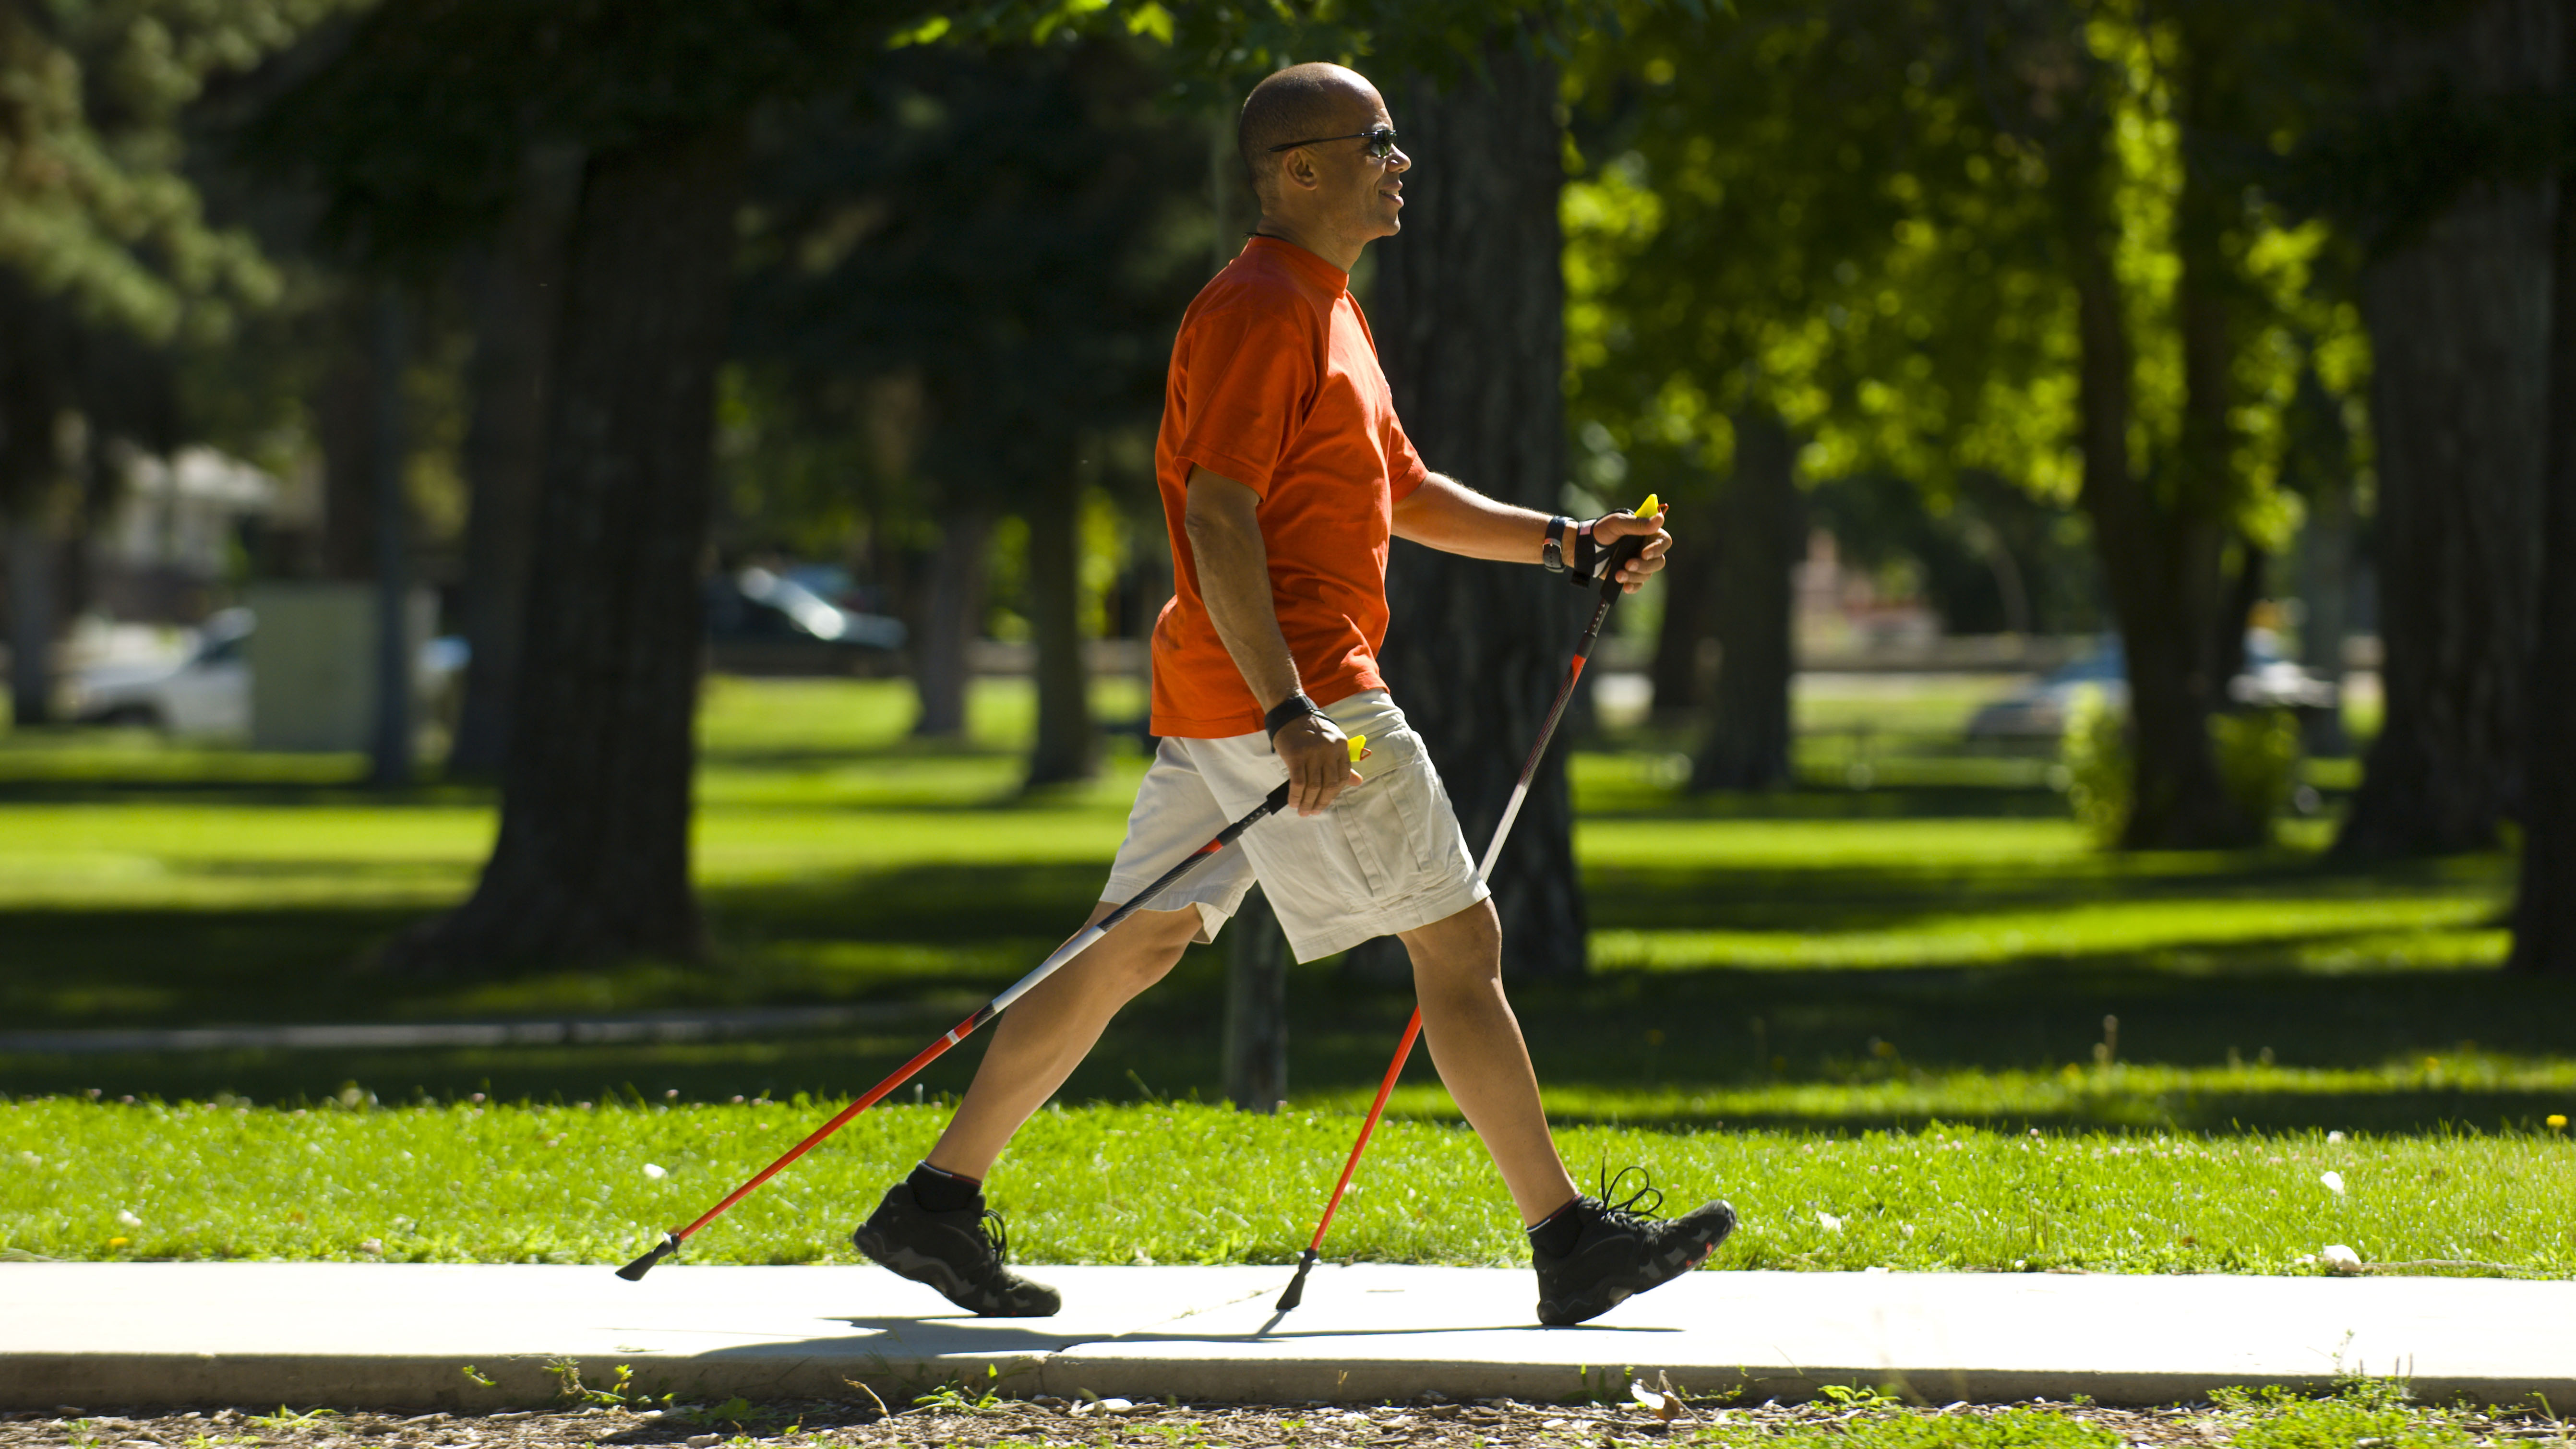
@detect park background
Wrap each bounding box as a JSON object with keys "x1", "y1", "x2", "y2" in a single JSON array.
[{"x1": 1, "y1": 0, "x2": 2572, "y2": 1279}]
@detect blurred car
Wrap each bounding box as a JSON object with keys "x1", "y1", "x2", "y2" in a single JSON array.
[
  {"x1": 65, "y1": 608, "x2": 254, "y2": 734},
  {"x1": 1965, "y1": 631, "x2": 2337, "y2": 739},
  {"x1": 65, "y1": 607, "x2": 467, "y2": 737},
  {"x1": 706, "y1": 565, "x2": 907, "y2": 676}
]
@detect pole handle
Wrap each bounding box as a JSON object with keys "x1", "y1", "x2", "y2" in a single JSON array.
[{"x1": 1594, "y1": 493, "x2": 1662, "y2": 600}]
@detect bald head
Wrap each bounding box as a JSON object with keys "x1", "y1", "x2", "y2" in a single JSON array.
[{"x1": 1238, "y1": 63, "x2": 1381, "y2": 200}]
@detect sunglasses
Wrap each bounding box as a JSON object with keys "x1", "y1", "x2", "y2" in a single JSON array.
[{"x1": 1268, "y1": 126, "x2": 1400, "y2": 160}]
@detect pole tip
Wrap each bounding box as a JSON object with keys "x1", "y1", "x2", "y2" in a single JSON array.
[
  {"x1": 615, "y1": 1233, "x2": 680, "y2": 1281},
  {"x1": 1273, "y1": 1249, "x2": 1320, "y2": 1313}
]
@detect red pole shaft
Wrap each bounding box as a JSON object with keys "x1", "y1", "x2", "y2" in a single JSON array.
[
  {"x1": 670, "y1": 1011, "x2": 980, "y2": 1243},
  {"x1": 1298, "y1": 1010, "x2": 1423, "y2": 1254}
]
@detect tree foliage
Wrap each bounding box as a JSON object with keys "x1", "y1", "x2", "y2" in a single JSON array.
[{"x1": 0, "y1": 0, "x2": 346, "y2": 339}]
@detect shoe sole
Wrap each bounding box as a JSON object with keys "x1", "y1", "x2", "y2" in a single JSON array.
[{"x1": 852, "y1": 1224, "x2": 1058, "y2": 1318}]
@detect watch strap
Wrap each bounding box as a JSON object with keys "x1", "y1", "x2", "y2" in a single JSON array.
[
  {"x1": 1263, "y1": 691, "x2": 1324, "y2": 741},
  {"x1": 1541, "y1": 515, "x2": 1573, "y2": 573}
]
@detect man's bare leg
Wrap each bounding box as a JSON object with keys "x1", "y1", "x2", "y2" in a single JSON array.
[
  {"x1": 1398, "y1": 898, "x2": 1581, "y2": 1225},
  {"x1": 923, "y1": 901, "x2": 1204, "y2": 1180}
]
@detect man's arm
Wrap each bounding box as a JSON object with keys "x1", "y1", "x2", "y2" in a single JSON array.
[
  {"x1": 1391, "y1": 473, "x2": 1672, "y2": 591},
  {"x1": 1183, "y1": 467, "x2": 1361, "y2": 816}
]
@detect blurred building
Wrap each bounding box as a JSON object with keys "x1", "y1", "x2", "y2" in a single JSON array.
[{"x1": 89, "y1": 445, "x2": 281, "y2": 624}]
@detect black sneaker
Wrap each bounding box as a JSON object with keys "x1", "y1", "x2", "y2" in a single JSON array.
[
  {"x1": 1533, "y1": 1168, "x2": 1735, "y2": 1327},
  {"x1": 852, "y1": 1182, "x2": 1061, "y2": 1317}
]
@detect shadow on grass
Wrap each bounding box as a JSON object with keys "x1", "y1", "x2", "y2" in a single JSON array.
[{"x1": 7, "y1": 955, "x2": 2570, "y2": 1137}]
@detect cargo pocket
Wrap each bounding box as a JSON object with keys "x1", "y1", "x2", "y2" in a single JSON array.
[{"x1": 1331, "y1": 756, "x2": 1436, "y2": 901}]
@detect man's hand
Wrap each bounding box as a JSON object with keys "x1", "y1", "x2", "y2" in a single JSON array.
[
  {"x1": 1274, "y1": 712, "x2": 1365, "y2": 816},
  {"x1": 1592, "y1": 503, "x2": 1673, "y2": 594}
]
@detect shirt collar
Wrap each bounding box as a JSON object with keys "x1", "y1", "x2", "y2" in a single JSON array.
[{"x1": 1245, "y1": 234, "x2": 1350, "y2": 295}]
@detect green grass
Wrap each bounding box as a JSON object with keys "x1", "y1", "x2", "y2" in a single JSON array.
[
  {"x1": 1683, "y1": 1381, "x2": 2516, "y2": 1449},
  {"x1": 0, "y1": 674, "x2": 2549, "y2": 1138},
  {"x1": 6, "y1": 1098, "x2": 2570, "y2": 1277}
]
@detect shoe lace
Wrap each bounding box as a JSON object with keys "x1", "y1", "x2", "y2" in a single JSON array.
[
  {"x1": 977, "y1": 1208, "x2": 1013, "y2": 1266},
  {"x1": 1594, "y1": 1164, "x2": 1665, "y2": 1226}
]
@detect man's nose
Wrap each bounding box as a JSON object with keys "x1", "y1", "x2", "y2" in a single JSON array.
[{"x1": 1385, "y1": 145, "x2": 1411, "y2": 173}]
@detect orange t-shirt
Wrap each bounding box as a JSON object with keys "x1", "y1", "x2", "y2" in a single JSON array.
[{"x1": 1149, "y1": 238, "x2": 1429, "y2": 738}]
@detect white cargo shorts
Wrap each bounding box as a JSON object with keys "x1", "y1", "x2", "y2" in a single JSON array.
[{"x1": 1101, "y1": 690, "x2": 1488, "y2": 962}]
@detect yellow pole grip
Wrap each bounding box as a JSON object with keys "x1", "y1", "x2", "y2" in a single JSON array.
[
  {"x1": 1635, "y1": 492, "x2": 1661, "y2": 518},
  {"x1": 1347, "y1": 734, "x2": 1368, "y2": 761}
]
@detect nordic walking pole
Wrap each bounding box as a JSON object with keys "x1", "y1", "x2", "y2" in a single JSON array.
[
  {"x1": 617, "y1": 735, "x2": 1369, "y2": 1281},
  {"x1": 1272, "y1": 496, "x2": 1662, "y2": 1313}
]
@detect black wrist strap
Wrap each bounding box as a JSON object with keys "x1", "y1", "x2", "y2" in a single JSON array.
[
  {"x1": 1567, "y1": 520, "x2": 1599, "y2": 586},
  {"x1": 1264, "y1": 691, "x2": 1323, "y2": 741}
]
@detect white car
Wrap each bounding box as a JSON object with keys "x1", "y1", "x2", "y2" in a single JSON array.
[
  {"x1": 65, "y1": 608, "x2": 466, "y2": 739},
  {"x1": 66, "y1": 608, "x2": 253, "y2": 735}
]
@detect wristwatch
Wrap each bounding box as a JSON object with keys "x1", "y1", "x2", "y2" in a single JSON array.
[
  {"x1": 1264, "y1": 691, "x2": 1324, "y2": 743},
  {"x1": 1541, "y1": 516, "x2": 1575, "y2": 573}
]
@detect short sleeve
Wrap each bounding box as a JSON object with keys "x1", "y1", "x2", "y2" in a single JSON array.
[
  {"x1": 1173, "y1": 298, "x2": 1316, "y2": 497},
  {"x1": 1386, "y1": 412, "x2": 1429, "y2": 502}
]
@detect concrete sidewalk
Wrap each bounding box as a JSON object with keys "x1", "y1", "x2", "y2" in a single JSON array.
[{"x1": 4, "y1": 1262, "x2": 2568, "y2": 1412}]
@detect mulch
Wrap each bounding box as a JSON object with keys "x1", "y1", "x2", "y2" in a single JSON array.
[{"x1": 1, "y1": 1395, "x2": 2563, "y2": 1449}]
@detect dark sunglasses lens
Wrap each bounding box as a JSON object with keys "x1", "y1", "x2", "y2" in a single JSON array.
[{"x1": 1366, "y1": 131, "x2": 1397, "y2": 158}]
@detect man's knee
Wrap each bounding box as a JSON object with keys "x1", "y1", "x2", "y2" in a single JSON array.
[
  {"x1": 1402, "y1": 898, "x2": 1502, "y2": 987},
  {"x1": 1086, "y1": 905, "x2": 1203, "y2": 995}
]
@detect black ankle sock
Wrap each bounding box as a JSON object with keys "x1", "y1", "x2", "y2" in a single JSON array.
[
  {"x1": 1527, "y1": 1198, "x2": 1588, "y2": 1258},
  {"x1": 908, "y1": 1161, "x2": 983, "y2": 1214}
]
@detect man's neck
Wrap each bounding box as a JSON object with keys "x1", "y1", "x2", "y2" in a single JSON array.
[{"x1": 1249, "y1": 215, "x2": 1360, "y2": 275}]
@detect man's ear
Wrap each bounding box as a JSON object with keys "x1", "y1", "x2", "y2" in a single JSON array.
[{"x1": 1278, "y1": 148, "x2": 1321, "y2": 194}]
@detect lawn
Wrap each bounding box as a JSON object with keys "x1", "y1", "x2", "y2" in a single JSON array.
[
  {"x1": 6, "y1": 1098, "x2": 2570, "y2": 1277},
  {"x1": 1, "y1": 672, "x2": 2567, "y2": 1278}
]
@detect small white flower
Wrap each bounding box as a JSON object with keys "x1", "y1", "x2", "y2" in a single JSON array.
[
  {"x1": 1817, "y1": 1211, "x2": 1843, "y2": 1232},
  {"x1": 115, "y1": 1209, "x2": 141, "y2": 1227},
  {"x1": 2326, "y1": 1131, "x2": 2346, "y2": 1143},
  {"x1": 2320, "y1": 1171, "x2": 2345, "y2": 1195},
  {"x1": 2321, "y1": 1244, "x2": 2361, "y2": 1269},
  {"x1": 642, "y1": 1163, "x2": 668, "y2": 1180},
  {"x1": 1900, "y1": 1223, "x2": 1917, "y2": 1236}
]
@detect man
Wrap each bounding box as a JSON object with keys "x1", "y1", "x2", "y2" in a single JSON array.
[{"x1": 855, "y1": 61, "x2": 1734, "y2": 1328}]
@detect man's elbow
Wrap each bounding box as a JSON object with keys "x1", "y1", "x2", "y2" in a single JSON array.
[{"x1": 1185, "y1": 495, "x2": 1252, "y2": 555}]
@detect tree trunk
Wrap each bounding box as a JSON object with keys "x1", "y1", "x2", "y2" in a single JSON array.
[
  {"x1": 0, "y1": 275, "x2": 72, "y2": 728},
  {"x1": 2213, "y1": 544, "x2": 2264, "y2": 693},
  {"x1": 1359, "y1": 42, "x2": 1584, "y2": 981},
  {"x1": 1024, "y1": 476, "x2": 1095, "y2": 786},
  {"x1": 2338, "y1": 0, "x2": 2558, "y2": 858},
  {"x1": 2051, "y1": 60, "x2": 2253, "y2": 850},
  {"x1": 368, "y1": 291, "x2": 413, "y2": 788},
  {"x1": 3, "y1": 517, "x2": 55, "y2": 726},
  {"x1": 316, "y1": 294, "x2": 379, "y2": 583},
  {"x1": 1223, "y1": 885, "x2": 1289, "y2": 1111},
  {"x1": 2297, "y1": 371, "x2": 2355, "y2": 757},
  {"x1": 911, "y1": 508, "x2": 989, "y2": 739},
  {"x1": 1646, "y1": 499, "x2": 1717, "y2": 729},
  {"x1": 450, "y1": 144, "x2": 582, "y2": 778},
  {"x1": 1692, "y1": 407, "x2": 1799, "y2": 790},
  {"x1": 380, "y1": 125, "x2": 743, "y2": 974},
  {"x1": 2508, "y1": 5, "x2": 2576, "y2": 973}
]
